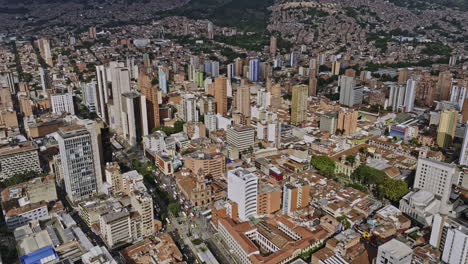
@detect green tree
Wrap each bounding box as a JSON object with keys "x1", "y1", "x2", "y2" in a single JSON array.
[
  {"x1": 351, "y1": 165, "x2": 386, "y2": 185},
  {"x1": 380, "y1": 179, "x2": 409, "y2": 201},
  {"x1": 346, "y1": 155, "x2": 356, "y2": 165},
  {"x1": 0, "y1": 170, "x2": 45, "y2": 188},
  {"x1": 168, "y1": 203, "x2": 181, "y2": 216},
  {"x1": 311, "y1": 155, "x2": 336, "y2": 178}
]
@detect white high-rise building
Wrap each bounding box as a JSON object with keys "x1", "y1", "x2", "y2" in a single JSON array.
[
  {"x1": 339, "y1": 76, "x2": 362, "y2": 106},
  {"x1": 121, "y1": 92, "x2": 148, "y2": 147},
  {"x1": 460, "y1": 125, "x2": 468, "y2": 166},
  {"x1": 227, "y1": 168, "x2": 258, "y2": 221},
  {"x1": 56, "y1": 125, "x2": 102, "y2": 202},
  {"x1": 95, "y1": 65, "x2": 110, "y2": 123},
  {"x1": 430, "y1": 214, "x2": 468, "y2": 264},
  {"x1": 83, "y1": 81, "x2": 97, "y2": 113},
  {"x1": 110, "y1": 67, "x2": 131, "y2": 134},
  {"x1": 181, "y1": 94, "x2": 199, "y2": 122},
  {"x1": 450, "y1": 85, "x2": 467, "y2": 110},
  {"x1": 414, "y1": 158, "x2": 460, "y2": 204},
  {"x1": 404, "y1": 79, "x2": 417, "y2": 112},
  {"x1": 388, "y1": 84, "x2": 406, "y2": 112},
  {"x1": 51, "y1": 93, "x2": 75, "y2": 115},
  {"x1": 204, "y1": 112, "x2": 217, "y2": 132},
  {"x1": 376, "y1": 239, "x2": 413, "y2": 264}
]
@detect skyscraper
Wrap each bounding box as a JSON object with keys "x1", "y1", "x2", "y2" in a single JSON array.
[
  {"x1": 56, "y1": 125, "x2": 102, "y2": 202},
  {"x1": 291, "y1": 85, "x2": 308, "y2": 124},
  {"x1": 235, "y1": 86, "x2": 250, "y2": 117},
  {"x1": 437, "y1": 71, "x2": 452, "y2": 101},
  {"x1": 331, "y1": 61, "x2": 341, "y2": 75},
  {"x1": 404, "y1": 79, "x2": 417, "y2": 112},
  {"x1": 227, "y1": 168, "x2": 258, "y2": 221},
  {"x1": 270, "y1": 36, "x2": 277, "y2": 55},
  {"x1": 339, "y1": 76, "x2": 362, "y2": 107},
  {"x1": 110, "y1": 66, "x2": 131, "y2": 135},
  {"x1": 226, "y1": 126, "x2": 255, "y2": 152},
  {"x1": 337, "y1": 110, "x2": 358, "y2": 135},
  {"x1": 437, "y1": 109, "x2": 458, "y2": 148},
  {"x1": 459, "y1": 124, "x2": 468, "y2": 166},
  {"x1": 248, "y1": 59, "x2": 259, "y2": 82},
  {"x1": 388, "y1": 84, "x2": 406, "y2": 112},
  {"x1": 234, "y1": 58, "x2": 243, "y2": 77},
  {"x1": 214, "y1": 76, "x2": 228, "y2": 116},
  {"x1": 121, "y1": 92, "x2": 148, "y2": 146},
  {"x1": 95, "y1": 65, "x2": 109, "y2": 123},
  {"x1": 36, "y1": 38, "x2": 53, "y2": 66},
  {"x1": 430, "y1": 214, "x2": 468, "y2": 264},
  {"x1": 181, "y1": 94, "x2": 198, "y2": 122},
  {"x1": 138, "y1": 71, "x2": 160, "y2": 130},
  {"x1": 158, "y1": 70, "x2": 168, "y2": 94}
]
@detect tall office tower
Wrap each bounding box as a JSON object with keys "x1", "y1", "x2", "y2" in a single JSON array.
[
  {"x1": 437, "y1": 71, "x2": 452, "y2": 101},
  {"x1": 309, "y1": 58, "x2": 318, "y2": 77},
  {"x1": 121, "y1": 92, "x2": 148, "y2": 146},
  {"x1": 39, "y1": 67, "x2": 47, "y2": 92},
  {"x1": 158, "y1": 70, "x2": 168, "y2": 94},
  {"x1": 404, "y1": 79, "x2": 417, "y2": 112},
  {"x1": 211, "y1": 61, "x2": 220, "y2": 78},
  {"x1": 56, "y1": 125, "x2": 102, "y2": 202},
  {"x1": 450, "y1": 86, "x2": 467, "y2": 110},
  {"x1": 83, "y1": 82, "x2": 97, "y2": 113},
  {"x1": 234, "y1": 58, "x2": 243, "y2": 77},
  {"x1": 214, "y1": 76, "x2": 228, "y2": 116},
  {"x1": 89, "y1": 26, "x2": 97, "y2": 39},
  {"x1": 282, "y1": 180, "x2": 310, "y2": 215},
  {"x1": 227, "y1": 63, "x2": 234, "y2": 80},
  {"x1": 36, "y1": 38, "x2": 53, "y2": 66},
  {"x1": 430, "y1": 214, "x2": 468, "y2": 264},
  {"x1": 398, "y1": 68, "x2": 409, "y2": 84},
  {"x1": 388, "y1": 84, "x2": 406, "y2": 112},
  {"x1": 331, "y1": 61, "x2": 341, "y2": 75},
  {"x1": 376, "y1": 239, "x2": 413, "y2": 264},
  {"x1": 460, "y1": 125, "x2": 468, "y2": 166},
  {"x1": 414, "y1": 158, "x2": 460, "y2": 203},
  {"x1": 181, "y1": 94, "x2": 199, "y2": 122},
  {"x1": 437, "y1": 109, "x2": 458, "y2": 148},
  {"x1": 235, "y1": 86, "x2": 250, "y2": 117},
  {"x1": 138, "y1": 71, "x2": 160, "y2": 130},
  {"x1": 339, "y1": 76, "x2": 361, "y2": 107},
  {"x1": 95, "y1": 65, "x2": 109, "y2": 123},
  {"x1": 248, "y1": 59, "x2": 259, "y2": 82},
  {"x1": 51, "y1": 93, "x2": 75, "y2": 115},
  {"x1": 227, "y1": 126, "x2": 255, "y2": 152},
  {"x1": 270, "y1": 36, "x2": 277, "y2": 55},
  {"x1": 309, "y1": 74, "x2": 317, "y2": 97},
  {"x1": 207, "y1": 21, "x2": 214, "y2": 39},
  {"x1": 227, "y1": 168, "x2": 258, "y2": 221},
  {"x1": 291, "y1": 85, "x2": 308, "y2": 124},
  {"x1": 337, "y1": 110, "x2": 358, "y2": 135},
  {"x1": 110, "y1": 67, "x2": 131, "y2": 135},
  {"x1": 290, "y1": 51, "x2": 300, "y2": 67}
]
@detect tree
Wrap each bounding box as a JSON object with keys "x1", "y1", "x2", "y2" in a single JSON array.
[
  {"x1": 359, "y1": 147, "x2": 368, "y2": 154},
  {"x1": 351, "y1": 165, "x2": 386, "y2": 185},
  {"x1": 380, "y1": 179, "x2": 409, "y2": 201},
  {"x1": 168, "y1": 203, "x2": 181, "y2": 217},
  {"x1": 0, "y1": 170, "x2": 44, "y2": 188},
  {"x1": 311, "y1": 155, "x2": 336, "y2": 178},
  {"x1": 346, "y1": 155, "x2": 356, "y2": 165}
]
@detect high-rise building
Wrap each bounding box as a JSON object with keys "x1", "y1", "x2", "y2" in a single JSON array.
[
  {"x1": 181, "y1": 94, "x2": 198, "y2": 122},
  {"x1": 248, "y1": 59, "x2": 259, "y2": 82},
  {"x1": 235, "y1": 86, "x2": 251, "y2": 117},
  {"x1": 282, "y1": 180, "x2": 310, "y2": 215},
  {"x1": 214, "y1": 76, "x2": 228, "y2": 116},
  {"x1": 437, "y1": 109, "x2": 458, "y2": 148},
  {"x1": 226, "y1": 126, "x2": 255, "y2": 152},
  {"x1": 56, "y1": 125, "x2": 102, "y2": 202},
  {"x1": 291, "y1": 85, "x2": 308, "y2": 124},
  {"x1": 257, "y1": 183, "x2": 281, "y2": 215},
  {"x1": 430, "y1": 214, "x2": 468, "y2": 264},
  {"x1": 138, "y1": 71, "x2": 160, "y2": 130},
  {"x1": 376, "y1": 239, "x2": 413, "y2": 264},
  {"x1": 83, "y1": 82, "x2": 97, "y2": 113},
  {"x1": 337, "y1": 110, "x2": 358, "y2": 135},
  {"x1": 437, "y1": 71, "x2": 452, "y2": 101},
  {"x1": 158, "y1": 71, "x2": 168, "y2": 94},
  {"x1": 309, "y1": 75, "x2": 317, "y2": 97},
  {"x1": 227, "y1": 63, "x2": 234, "y2": 80},
  {"x1": 320, "y1": 112, "x2": 337, "y2": 134},
  {"x1": 290, "y1": 51, "x2": 299, "y2": 67},
  {"x1": 204, "y1": 112, "x2": 217, "y2": 132},
  {"x1": 100, "y1": 210, "x2": 132, "y2": 248},
  {"x1": 95, "y1": 65, "x2": 110, "y2": 123},
  {"x1": 110, "y1": 66, "x2": 132, "y2": 135},
  {"x1": 460, "y1": 125, "x2": 468, "y2": 166},
  {"x1": 404, "y1": 79, "x2": 417, "y2": 112},
  {"x1": 207, "y1": 21, "x2": 214, "y2": 39},
  {"x1": 388, "y1": 84, "x2": 406, "y2": 112},
  {"x1": 414, "y1": 158, "x2": 460, "y2": 203},
  {"x1": 331, "y1": 61, "x2": 341, "y2": 75},
  {"x1": 339, "y1": 76, "x2": 362, "y2": 106},
  {"x1": 89, "y1": 26, "x2": 97, "y2": 39},
  {"x1": 450, "y1": 85, "x2": 467, "y2": 110},
  {"x1": 269, "y1": 36, "x2": 277, "y2": 55},
  {"x1": 462, "y1": 98, "x2": 468, "y2": 123},
  {"x1": 234, "y1": 58, "x2": 243, "y2": 78},
  {"x1": 51, "y1": 93, "x2": 75, "y2": 115},
  {"x1": 184, "y1": 151, "x2": 225, "y2": 179},
  {"x1": 121, "y1": 92, "x2": 148, "y2": 146},
  {"x1": 398, "y1": 68, "x2": 409, "y2": 84},
  {"x1": 227, "y1": 168, "x2": 258, "y2": 221}
]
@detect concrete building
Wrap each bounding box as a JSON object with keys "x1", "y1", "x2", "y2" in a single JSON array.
[
  {"x1": 257, "y1": 183, "x2": 282, "y2": 215},
  {"x1": 36, "y1": 38, "x2": 53, "y2": 66},
  {"x1": 339, "y1": 76, "x2": 362, "y2": 107},
  {"x1": 404, "y1": 79, "x2": 417, "y2": 112},
  {"x1": 227, "y1": 126, "x2": 255, "y2": 152},
  {"x1": 430, "y1": 214, "x2": 468, "y2": 264},
  {"x1": 236, "y1": 86, "x2": 251, "y2": 117},
  {"x1": 227, "y1": 168, "x2": 258, "y2": 221},
  {"x1": 204, "y1": 112, "x2": 217, "y2": 132},
  {"x1": 214, "y1": 76, "x2": 228, "y2": 116},
  {"x1": 376, "y1": 239, "x2": 413, "y2": 264},
  {"x1": 414, "y1": 158, "x2": 460, "y2": 204},
  {"x1": 83, "y1": 82, "x2": 97, "y2": 113},
  {"x1": 100, "y1": 210, "x2": 132, "y2": 248},
  {"x1": 291, "y1": 85, "x2": 308, "y2": 124},
  {"x1": 56, "y1": 125, "x2": 102, "y2": 202},
  {"x1": 282, "y1": 179, "x2": 310, "y2": 215},
  {"x1": 320, "y1": 112, "x2": 337, "y2": 134},
  {"x1": 0, "y1": 141, "x2": 41, "y2": 180},
  {"x1": 158, "y1": 70, "x2": 168, "y2": 94},
  {"x1": 184, "y1": 151, "x2": 225, "y2": 179},
  {"x1": 337, "y1": 110, "x2": 358, "y2": 135},
  {"x1": 437, "y1": 109, "x2": 458, "y2": 148},
  {"x1": 51, "y1": 93, "x2": 75, "y2": 115},
  {"x1": 249, "y1": 59, "x2": 259, "y2": 82},
  {"x1": 460, "y1": 125, "x2": 468, "y2": 166},
  {"x1": 399, "y1": 190, "x2": 441, "y2": 226},
  {"x1": 121, "y1": 91, "x2": 148, "y2": 146},
  {"x1": 138, "y1": 71, "x2": 160, "y2": 130},
  {"x1": 181, "y1": 94, "x2": 199, "y2": 122}
]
